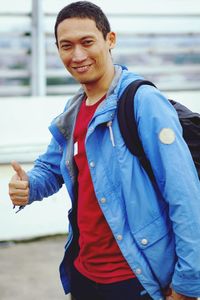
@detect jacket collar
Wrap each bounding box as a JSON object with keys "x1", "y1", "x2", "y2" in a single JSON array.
[{"x1": 52, "y1": 64, "x2": 125, "y2": 142}]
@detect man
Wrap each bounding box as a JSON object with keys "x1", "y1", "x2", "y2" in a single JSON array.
[{"x1": 9, "y1": 1, "x2": 200, "y2": 300}]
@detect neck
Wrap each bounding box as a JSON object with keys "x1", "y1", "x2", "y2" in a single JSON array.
[
  {"x1": 85, "y1": 91, "x2": 107, "y2": 106},
  {"x1": 83, "y1": 65, "x2": 115, "y2": 106}
]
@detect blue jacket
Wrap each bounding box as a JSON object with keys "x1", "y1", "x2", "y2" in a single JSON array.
[{"x1": 28, "y1": 65, "x2": 200, "y2": 300}]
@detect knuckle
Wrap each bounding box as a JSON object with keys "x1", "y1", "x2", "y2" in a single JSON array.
[
  {"x1": 24, "y1": 189, "x2": 29, "y2": 196},
  {"x1": 9, "y1": 190, "x2": 14, "y2": 197},
  {"x1": 26, "y1": 188, "x2": 30, "y2": 197},
  {"x1": 8, "y1": 182, "x2": 13, "y2": 188}
]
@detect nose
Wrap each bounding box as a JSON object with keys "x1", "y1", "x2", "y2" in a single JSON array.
[{"x1": 72, "y1": 45, "x2": 87, "y2": 62}]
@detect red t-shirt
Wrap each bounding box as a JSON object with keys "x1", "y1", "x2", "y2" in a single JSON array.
[{"x1": 73, "y1": 96, "x2": 135, "y2": 283}]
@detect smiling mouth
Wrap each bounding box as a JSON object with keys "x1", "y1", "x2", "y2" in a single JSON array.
[{"x1": 72, "y1": 64, "x2": 92, "y2": 73}]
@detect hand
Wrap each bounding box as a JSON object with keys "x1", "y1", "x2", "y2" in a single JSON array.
[
  {"x1": 171, "y1": 289, "x2": 197, "y2": 300},
  {"x1": 8, "y1": 161, "x2": 29, "y2": 207},
  {"x1": 165, "y1": 288, "x2": 197, "y2": 300}
]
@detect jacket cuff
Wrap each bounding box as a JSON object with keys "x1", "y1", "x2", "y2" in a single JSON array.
[
  {"x1": 172, "y1": 272, "x2": 200, "y2": 297},
  {"x1": 27, "y1": 174, "x2": 36, "y2": 204}
]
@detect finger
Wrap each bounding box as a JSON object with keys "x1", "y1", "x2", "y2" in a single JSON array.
[
  {"x1": 11, "y1": 195, "x2": 29, "y2": 201},
  {"x1": 9, "y1": 180, "x2": 29, "y2": 190},
  {"x1": 11, "y1": 161, "x2": 27, "y2": 181},
  {"x1": 12, "y1": 197, "x2": 29, "y2": 206},
  {"x1": 10, "y1": 173, "x2": 20, "y2": 183},
  {"x1": 10, "y1": 192, "x2": 29, "y2": 201},
  {"x1": 9, "y1": 187, "x2": 29, "y2": 197}
]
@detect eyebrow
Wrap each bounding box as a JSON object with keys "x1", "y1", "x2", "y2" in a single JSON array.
[
  {"x1": 59, "y1": 35, "x2": 96, "y2": 44},
  {"x1": 59, "y1": 39, "x2": 71, "y2": 45}
]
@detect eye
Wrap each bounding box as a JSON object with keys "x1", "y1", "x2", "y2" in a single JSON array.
[
  {"x1": 83, "y1": 39, "x2": 94, "y2": 46},
  {"x1": 60, "y1": 44, "x2": 72, "y2": 50}
]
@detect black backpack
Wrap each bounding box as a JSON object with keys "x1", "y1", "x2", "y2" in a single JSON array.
[{"x1": 117, "y1": 79, "x2": 200, "y2": 180}]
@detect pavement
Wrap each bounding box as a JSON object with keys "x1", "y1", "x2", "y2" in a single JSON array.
[
  {"x1": 0, "y1": 235, "x2": 71, "y2": 300},
  {"x1": 1, "y1": 234, "x2": 200, "y2": 300}
]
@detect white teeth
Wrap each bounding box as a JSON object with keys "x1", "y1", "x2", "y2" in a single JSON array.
[{"x1": 74, "y1": 65, "x2": 91, "y2": 73}]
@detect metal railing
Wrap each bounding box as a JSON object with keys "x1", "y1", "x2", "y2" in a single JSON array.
[{"x1": 0, "y1": 0, "x2": 200, "y2": 97}]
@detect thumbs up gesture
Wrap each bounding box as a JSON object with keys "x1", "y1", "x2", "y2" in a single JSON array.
[{"x1": 8, "y1": 161, "x2": 29, "y2": 207}]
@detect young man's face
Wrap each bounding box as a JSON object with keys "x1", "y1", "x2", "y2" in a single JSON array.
[{"x1": 56, "y1": 17, "x2": 116, "y2": 86}]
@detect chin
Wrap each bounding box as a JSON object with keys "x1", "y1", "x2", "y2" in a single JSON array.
[
  {"x1": 71, "y1": 70, "x2": 99, "y2": 85},
  {"x1": 78, "y1": 77, "x2": 98, "y2": 85},
  {"x1": 81, "y1": 73, "x2": 100, "y2": 83},
  {"x1": 79, "y1": 79, "x2": 92, "y2": 84}
]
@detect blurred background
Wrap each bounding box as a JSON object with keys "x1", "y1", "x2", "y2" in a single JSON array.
[
  {"x1": 1, "y1": 0, "x2": 200, "y2": 240},
  {"x1": 0, "y1": 0, "x2": 200, "y2": 299}
]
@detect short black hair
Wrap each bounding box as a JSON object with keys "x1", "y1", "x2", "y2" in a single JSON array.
[{"x1": 54, "y1": 1, "x2": 111, "y2": 45}]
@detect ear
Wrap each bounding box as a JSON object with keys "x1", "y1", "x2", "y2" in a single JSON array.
[{"x1": 107, "y1": 31, "x2": 116, "y2": 50}]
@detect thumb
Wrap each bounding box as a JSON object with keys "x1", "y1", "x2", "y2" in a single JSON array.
[{"x1": 11, "y1": 161, "x2": 27, "y2": 181}]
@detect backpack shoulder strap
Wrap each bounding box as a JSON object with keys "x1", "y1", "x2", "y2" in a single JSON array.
[{"x1": 117, "y1": 79, "x2": 156, "y2": 180}]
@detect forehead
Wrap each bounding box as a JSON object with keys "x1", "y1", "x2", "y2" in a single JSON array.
[{"x1": 57, "y1": 17, "x2": 103, "y2": 41}]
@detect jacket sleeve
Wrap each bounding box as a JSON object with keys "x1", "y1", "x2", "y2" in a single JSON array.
[
  {"x1": 134, "y1": 85, "x2": 200, "y2": 297},
  {"x1": 27, "y1": 137, "x2": 64, "y2": 203}
]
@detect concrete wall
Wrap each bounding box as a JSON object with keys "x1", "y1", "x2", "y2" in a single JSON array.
[{"x1": 0, "y1": 92, "x2": 199, "y2": 240}]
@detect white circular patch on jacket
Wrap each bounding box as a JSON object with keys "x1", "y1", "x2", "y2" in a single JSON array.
[{"x1": 159, "y1": 128, "x2": 175, "y2": 144}]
